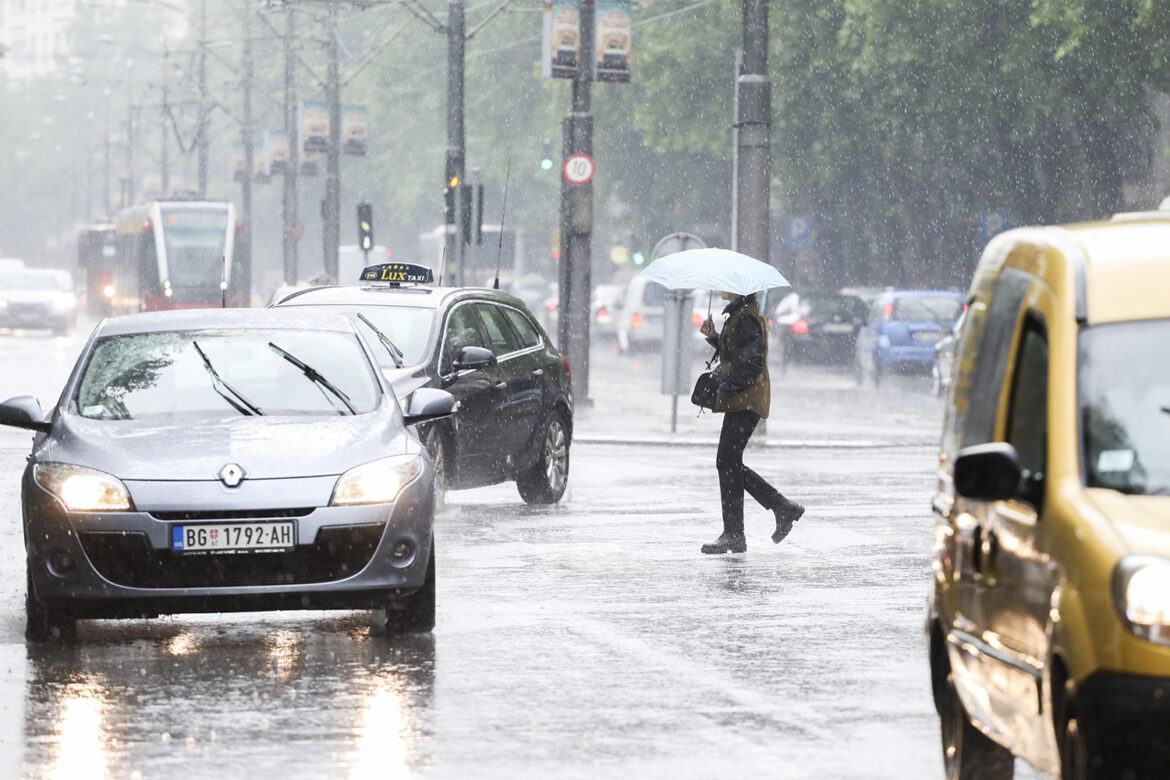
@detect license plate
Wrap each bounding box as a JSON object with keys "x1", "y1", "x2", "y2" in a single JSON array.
[
  {"x1": 823, "y1": 323, "x2": 853, "y2": 334},
  {"x1": 914, "y1": 331, "x2": 942, "y2": 342},
  {"x1": 171, "y1": 521, "x2": 296, "y2": 552}
]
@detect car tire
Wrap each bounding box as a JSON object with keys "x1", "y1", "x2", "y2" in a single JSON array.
[
  {"x1": 1057, "y1": 678, "x2": 1093, "y2": 780},
  {"x1": 384, "y1": 541, "x2": 435, "y2": 634},
  {"x1": 424, "y1": 428, "x2": 451, "y2": 513},
  {"x1": 516, "y1": 413, "x2": 570, "y2": 505},
  {"x1": 939, "y1": 671, "x2": 1014, "y2": 780},
  {"x1": 872, "y1": 356, "x2": 884, "y2": 387},
  {"x1": 932, "y1": 365, "x2": 944, "y2": 398},
  {"x1": 25, "y1": 568, "x2": 75, "y2": 643},
  {"x1": 854, "y1": 356, "x2": 865, "y2": 386}
]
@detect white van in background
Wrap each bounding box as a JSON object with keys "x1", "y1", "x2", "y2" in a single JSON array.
[{"x1": 616, "y1": 275, "x2": 666, "y2": 353}]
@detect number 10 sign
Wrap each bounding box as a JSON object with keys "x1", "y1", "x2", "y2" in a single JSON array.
[{"x1": 563, "y1": 154, "x2": 596, "y2": 186}]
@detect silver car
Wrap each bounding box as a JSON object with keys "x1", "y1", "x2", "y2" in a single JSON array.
[{"x1": 0, "y1": 308, "x2": 453, "y2": 640}]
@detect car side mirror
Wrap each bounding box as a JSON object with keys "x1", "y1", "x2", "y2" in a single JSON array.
[
  {"x1": 953, "y1": 442, "x2": 1043, "y2": 505},
  {"x1": 403, "y1": 388, "x2": 457, "y2": 426},
  {"x1": 0, "y1": 396, "x2": 51, "y2": 433},
  {"x1": 453, "y1": 345, "x2": 496, "y2": 372}
]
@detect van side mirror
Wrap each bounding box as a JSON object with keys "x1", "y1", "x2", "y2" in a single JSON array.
[
  {"x1": 0, "y1": 396, "x2": 50, "y2": 433},
  {"x1": 954, "y1": 442, "x2": 1044, "y2": 505},
  {"x1": 453, "y1": 345, "x2": 496, "y2": 372},
  {"x1": 403, "y1": 388, "x2": 457, "y2": 426}
]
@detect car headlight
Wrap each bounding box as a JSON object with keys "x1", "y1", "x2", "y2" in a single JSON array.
[
  {"x1": 330, "y1": 454, "x2": 422, "y2": 506},
  {"x1": 34, "y1": 462, "x2": 133, "y2": 512},
  {"x1": 1113, "y1": 557, "x2": 1170, "y2": 647}
]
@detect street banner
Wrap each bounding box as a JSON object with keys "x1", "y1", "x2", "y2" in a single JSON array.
[
  {"x1": 542, "y1": 0, "x2": 580, "y2": 79},
  {"x1": 231, "y1": 143, "x2": 247, "y2": 183},
  {"x1": 300, "y1": 150, "x2": 320, "y2": 177},
  {"x1": 594, "y1": 0, "x2": 631, "y2": 82},
  {"x1": 267, "y1": 129, "x2": 290, "y2": 175},
  {"x1": 301, "y1": 101, "x2": 329, "y2": 153},
  {"x1": 341, "y1": 105, "x2": 369, "y2": 156}
]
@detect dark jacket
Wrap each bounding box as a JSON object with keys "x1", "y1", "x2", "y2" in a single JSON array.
[{"x1": 707, "y1": 295, "x2": 770, "y2": 418}]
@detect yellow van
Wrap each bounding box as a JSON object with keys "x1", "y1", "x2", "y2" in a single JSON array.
[{"x1": 926, "y1": 210, "x2": 1170, "y2": 779}]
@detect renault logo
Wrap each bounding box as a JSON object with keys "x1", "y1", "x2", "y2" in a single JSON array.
[{"x1": 218, "y1": 463, "x2": 246, "y2": 488}]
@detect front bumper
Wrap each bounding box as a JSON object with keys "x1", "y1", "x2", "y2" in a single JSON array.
[
  {"x1": 1076, "y1": 672, "x2": 1170, "y2": 772},
  {"x1": 22, "y1": 466, "x2": 434, "y2": 618}
]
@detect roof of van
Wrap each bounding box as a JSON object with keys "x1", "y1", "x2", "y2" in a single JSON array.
[{"x1": 1061, "y1": 213, "x2": 1170, "y2": 325}]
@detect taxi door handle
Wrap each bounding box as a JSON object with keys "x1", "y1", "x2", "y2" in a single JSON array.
[
  {"x1": 533, "y1": 369, "x2": 544, "y2": 377},
  {"x1": 493, "y1": 381, "x2": 507, "y2": 391}
]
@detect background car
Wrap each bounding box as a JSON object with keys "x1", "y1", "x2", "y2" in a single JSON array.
[
  {"x1": 0, "y1": 267, "x2": 78, "y2": 335},
  {"x1": 590, "y1": 283, "x2": 624, "y2": 344},
  {"x1": 930, "y1": 308, "x2": 965, "y2": 398},
  {"x1": 0, "y1": 307, "x2": 452, "y2": 640},
  {"x1": 275, "y1": 265, "x2": 573, "y2": 505},
  {"x1": 770, "y1": 291, "x2": 868, "y2": 370},
  {"x1": 854, "y1": 289, "x2": 965, "y2": 385},
  {"x1": 617, "y1": 275, "x2": 666, "y2": 353}
]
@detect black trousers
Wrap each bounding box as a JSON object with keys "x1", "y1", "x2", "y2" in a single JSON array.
[{"x1": 717, "y1": 410, "x2": 782, "y2": 535}]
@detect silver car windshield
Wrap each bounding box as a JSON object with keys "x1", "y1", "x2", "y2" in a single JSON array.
[
  {"x1": 76, "y1": 330, "x2": 380, "y2": 420},
  {"x1": 1081, "y1": 319, "x2": 1170, "y2": 495}
]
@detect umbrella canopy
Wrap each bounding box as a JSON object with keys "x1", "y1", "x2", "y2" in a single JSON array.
[{"x1": 638, "y1": 248, "x2": 790, "y2": 296}]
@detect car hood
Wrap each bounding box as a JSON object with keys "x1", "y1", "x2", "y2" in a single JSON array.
[
  {"x1": 1087, "y1": 489, "x2": 1170, "y2": 557},
  {"x1": 37, "y1": 408, "x2": 407, "y2": 481},
  {"x1": 1, "y1": 290, "x2": 69, "y2": 305}
]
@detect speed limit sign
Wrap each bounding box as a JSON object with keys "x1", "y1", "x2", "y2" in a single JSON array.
[{"x1": 562, "y1": 153, "x2": 595, "y2": 186}]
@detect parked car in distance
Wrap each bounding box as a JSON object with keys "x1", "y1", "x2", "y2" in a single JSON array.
[
  {"x1": 0, "y1": 307, "x2": 454, "y2": 641},
  {"x1": 0, "y1": 267, "x2": 78, "y2": 335},
  {"x1": 617, "y1": 275, "x2": 666, "y2": 353},
  {"x1": 274, "y1": 262, "x2": 574, "y2": 505},
  {"x1": 855, "y1": 289, "x2": 965, "y2": 385},
  {"x1": 771, "y1": 291, "x2": 868, "y2": 370},
  {"x1": 930, "y1": 308, "x2": 966, "y2": 398},
  {"x1": 591, "y1": 283, "x2": 624, "y2": 344},
  {"x1": 927, "y1": 210, "x2": 1170, "y2": 778}
]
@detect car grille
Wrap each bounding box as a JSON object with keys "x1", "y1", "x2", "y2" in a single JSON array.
[{"x1": 78, "y1": 523, "x2": 385, "y2": 588}]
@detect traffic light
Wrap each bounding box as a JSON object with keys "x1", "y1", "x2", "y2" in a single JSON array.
[
  {"x1": 459, "y1": 184, "x2": 472, "y2": 244},
  {"x1": 443, "y1": 176, "x2": 457, "y2": 224},
  {"x1": 540, "y1": 137, "x2": 554, "y2": 171},
  {"x1": 632, "y1": 251, "x2": 646, "y2": 266},
  {"x1": 473, "y1": 183, "x2": 484, "y2": 245},
  {"x1": 356, "y1": 202, "x2": 374, "y2": 251}
]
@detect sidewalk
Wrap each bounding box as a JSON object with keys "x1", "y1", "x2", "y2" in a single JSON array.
[{"x1": 572, "y1": 343, "x2": 945, "y2": 450}]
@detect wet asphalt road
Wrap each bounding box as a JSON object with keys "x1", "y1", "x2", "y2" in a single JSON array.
[{"x1": 0, "y1": 324, "x2": 1044, "y2": 779}]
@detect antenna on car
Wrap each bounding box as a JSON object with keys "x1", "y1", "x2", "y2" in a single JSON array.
[{"x1": 492, "y1": 157, "x2": 511, "y2": 291}]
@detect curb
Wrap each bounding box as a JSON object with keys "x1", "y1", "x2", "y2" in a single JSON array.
[{"x1": 574, "y1": 434, "x2": 935, "y2": 450}]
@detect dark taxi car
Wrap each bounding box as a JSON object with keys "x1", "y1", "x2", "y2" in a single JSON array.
[{"x1": 274, "y1": 263, "x2": 573, "y2": 504}]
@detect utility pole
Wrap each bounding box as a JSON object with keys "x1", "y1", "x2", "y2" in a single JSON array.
[
  {"x1": 103, "y1": 90, "x2": 111, "y2": 216},
  {"x1": 323, "y1": 0, "x2": 341, "y2": 280},
  {"x1": 282, "y1": 2, "x2": 299, "y2": 284},
  {"x1": 124, "y1": 62, "x2": 135, "y2": 208},
  {"x1": 444, "y1": 0, "x2": 466, "y2": 285},
  {"x1": 735, "y1": 0, "x2": 771, "y2": 269},
  {"x1": 197, "y1": 0, "x2": 209, "y2": 197},
  {"x1": 558, "y1": 0, "x2": 594, "y2": 403},
  {"x1": 160, "y1": 44, "x2": 169, "y2": 195},
  {"x1": 241, "y1": 0, "x2": 255, "y2": 303}
]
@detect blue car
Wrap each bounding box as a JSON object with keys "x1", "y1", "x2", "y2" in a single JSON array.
[{"x1": 854, "y1": 290, "x2": 965, "y2": 385}]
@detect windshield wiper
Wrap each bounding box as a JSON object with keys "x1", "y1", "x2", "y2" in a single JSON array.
[
  {"x1": 356, "y1": 312, "x2": 404, "y2": 368},
  {"x1": 192, "y1": 341, "x2": 264, "y2": 416},
  {"x1": 267, "y1": 342, "x2": 357, "y2": 415}
]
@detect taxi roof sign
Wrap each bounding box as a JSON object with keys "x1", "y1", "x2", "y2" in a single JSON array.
[{"x1": 361, "y1": 262, "x2": 433, "y2": 286}]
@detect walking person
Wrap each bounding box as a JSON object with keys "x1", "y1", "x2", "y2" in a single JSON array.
[{"x1": 698, "y1": 291, "x2": 804, "y2": 554}]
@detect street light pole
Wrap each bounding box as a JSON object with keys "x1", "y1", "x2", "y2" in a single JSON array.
[
  {"x1": 735, "y1": 0, "x2": 771, "y2": 268},
  {"x1": 323, "y1": 0, "x2": 342, "y2": 280},
  {"x1": 241, "y1": 0, "x2": 255, "y2": 303},
  {"x1": 558, "y1": 0, "x2": 594, "y2": 404},
  {"x1": 444, "y1": 0, "x2": 466, "y2": 285},
  {"x1": 197, "y1": 0, "x2": 209, "y2": 197},
  {"x1": 282, "y1": 3, "x2": 299, "y2": 285}
]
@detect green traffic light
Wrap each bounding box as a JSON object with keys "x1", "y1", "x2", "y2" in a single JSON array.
[
  {"x1": 632, "y1": 252, "x2": 645, "y2": 266},
  {"x1": 541, "y1": 158, "x2": 553, "y2": 171}
]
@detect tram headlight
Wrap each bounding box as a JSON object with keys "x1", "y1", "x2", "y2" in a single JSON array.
[{"x1": 103, "y1": 285, "x2": 116, "y2": 298}]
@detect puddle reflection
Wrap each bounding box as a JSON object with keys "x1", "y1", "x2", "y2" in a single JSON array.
[{"x1": 23, "y1": 616, "x2": 435, "y2": 778}]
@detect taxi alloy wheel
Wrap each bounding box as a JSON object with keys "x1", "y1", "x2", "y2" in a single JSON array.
[
  {"x1": 517, "y1": 414, "x2": 569, "y2": 505},
  {"x1": 25, "y1": 567, "x2": 76, "y2": 643},
  {"x1": 940, "y1": 672, "x2": 1014, "y2": 780}
]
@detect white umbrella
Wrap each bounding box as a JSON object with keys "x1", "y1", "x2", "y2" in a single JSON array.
[{"x1": 638, "y1": 248, "x2": 790, "y2": 296}]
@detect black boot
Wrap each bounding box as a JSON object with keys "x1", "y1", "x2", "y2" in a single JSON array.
[
  {"x1": 701, "y1": 531, "x2": 747, "y2": 554},
  {"x1": 771, "y1": 499, "x2": 805, "y2": 544}
]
